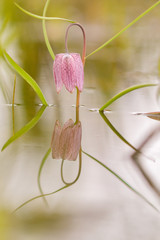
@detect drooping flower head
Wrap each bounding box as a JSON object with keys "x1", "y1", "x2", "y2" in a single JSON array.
[
  {"x1": 53, "y1": 23, "x2": 86, "y2": 94},
  {"x1": 53, "y1": 53, "x2": 84, "y2": 93}
]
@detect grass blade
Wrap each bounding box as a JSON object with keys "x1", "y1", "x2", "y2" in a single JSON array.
[
  {"x1": 99, "y1": 83, "x2": 157, "y2": 111},
  {"x1": 14, "y1": 2, "x2": 75, "y2": 23},
  {"x1": 99, "y1": 111, "x2": 139, "y2": 152},
  {"x1": 13, "y1": 185, "x2": 69, "y2": 213},
  {"x1": 37, "y1": 148, "x2": 51, "y2": 206},
  {"x1": 12, "y1": 75, "x2": 16, "y2": 135},
  {"x1": 42, "y1": 0, "x2": 55, "y2": 60},
  {"x1": 82, "y1": 150, "x2": 159, "y2": 212},
  {"x1": 99, "y1": 111, "x2": 155, "y2": 162},
  {"x1": 0, "y1": 78, "x2": 11, "y2": 103},
  {"x1": 3, "y1": 51, "x2": 48, "y2": 105},
  {"x1": 86, "y1": 1, "x2": 160, "y2": 59},
  {"x1": 1, "y1": 105, "x2": 46, "y2": 151},
  {"x1": 13, "y1": 149, "x2": 82, "y2": 212}
]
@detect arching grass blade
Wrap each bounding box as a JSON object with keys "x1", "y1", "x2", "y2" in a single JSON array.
[
  {"x1": 3, "y1": 51, "x2": 48, "y2": 105},
  {"x1": 42, "y1": 0, "x2": 55, "y2": 60},
  {"x1": 14, "y1": 2, "x2": 75, "y2": 23},
  {"x1": 86, "y1": 1, "x2": 160, "y2": 59},
  {"x1": 99, "y1": 83, "x2": 157, "y2": 112},
  {"x1": 1, "y1": 105, "x2": 46, "y2": 151}
]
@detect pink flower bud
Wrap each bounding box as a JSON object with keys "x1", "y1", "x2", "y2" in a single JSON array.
[
  {"x1": 53, "y1": 53, "x2": 84, "y2": 93},
  {"x1": 51, "y1": 119, "x2": 82, "y2": 161}
]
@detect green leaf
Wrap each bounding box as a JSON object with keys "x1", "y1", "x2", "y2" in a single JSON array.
[
  {"x1": 99, "y1": 83, "x2": 157, "y2": 111},
  {"x1": 14, "y1": 2, "x2": 75, "y2": 23},
  {"x1": 82, "y1": 150, "x2": 159, "y2": 213},
  {"x1": 86, "y1": 1, "x2": 160, "y2": 59},
  {"x1": 1, "y1": 105, "x2": 46, "y2": 151},
  {"x1": 3, "y1": 51, "x2": 48, "y2": 105},
  {"x1": 42, "y1": 0, "x2": 55, "y2": 60}
]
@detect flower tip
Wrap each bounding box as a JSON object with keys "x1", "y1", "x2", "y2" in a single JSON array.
[{"x1": 56, "y1": 86, "x2": 62, "y2": 94}]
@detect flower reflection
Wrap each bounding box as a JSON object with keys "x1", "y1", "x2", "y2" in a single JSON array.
[{"x1": 51, "y1": 119, "x2": 82, "y2": 161}]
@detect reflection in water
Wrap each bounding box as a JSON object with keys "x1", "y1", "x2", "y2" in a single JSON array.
[
  {"x1": 12, "y1": 103, "x2": 82, "y2": 211},
  {"x1": 1, "y1": 0, "x2": 160, "y2": 239},
  {"x1": 100, "y1": 110, "x2": 160, "y2": 201},
  {"x1": 51, "y1": 119, "x2": 82, "y2": 161},
  {"x1": 135, "y1": 111, "x2": 160, "y2": 121},
  {"x1": 131, "y1": 123, "x2": 160, "y2": 197}
]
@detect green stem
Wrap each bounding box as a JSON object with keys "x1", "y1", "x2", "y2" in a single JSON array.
[{"x1": 86, "y1": 1, "x2": 160, "y2": 59}]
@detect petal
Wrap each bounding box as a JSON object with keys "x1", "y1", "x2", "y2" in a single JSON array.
[
  {"x1": 71, "y1": 53, "x2": 84, "y2": 92},
  {"x1": 68, "y1": 121, "x2": 82, "y2": 161},
  {"x1": 51, "y1": 120, "x2": 62, "y2": 159},
  {"x1": 53, "y1": 54, "x2": 64, "y2": 93},
  {"x1": 61, "y1": 54, "x2": 76, "y2": 93},
  {"x1": 59, "y1": 119, "x2": 74, "y2": 160},
  {"x1": 62, "y1": 119, "x2": 74, "y2": 129}
]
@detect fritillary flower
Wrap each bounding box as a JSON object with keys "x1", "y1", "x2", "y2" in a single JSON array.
[{"x1": 53, "y1": 53, "x2": 84, "y2": 93}]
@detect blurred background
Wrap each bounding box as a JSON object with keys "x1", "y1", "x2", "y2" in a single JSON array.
[{"x1": 0, "y1": 0, "x2": 160, "y2": 239}]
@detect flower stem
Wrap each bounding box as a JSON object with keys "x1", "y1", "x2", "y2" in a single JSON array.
[
  {"x1": 65, "y1": 23, "x2": 86, "y2": 64},
  {"x1": 61, "y1": 148, "x2": 82, "y2": 185},
  {"x1": 76, "y1": 88, "x2": 80, "y2": 122}
]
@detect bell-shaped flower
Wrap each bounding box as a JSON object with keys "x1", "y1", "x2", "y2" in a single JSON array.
[
  {"x1": 53, "y1": 53, "x2": 84, "y2": 93},
  {"x1": 51, "y1": 119, "x2": 82, "y2": 161}
]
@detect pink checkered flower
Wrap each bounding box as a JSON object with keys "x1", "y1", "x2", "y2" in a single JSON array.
[{"x1": 53, "y1": 53, "x2": 84, "y2": 93}]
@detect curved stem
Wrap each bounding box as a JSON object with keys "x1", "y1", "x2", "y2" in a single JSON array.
[
  {"x1": 37, "y1": 148, "x2": 51, "y2": 206},
  {"x1": 13, "y1": 149, "x2": 82, "y2": 213},
  {"x1": 13, "y1": 185, "x2": 69, "y2": 213},
  {"x1": 42, "y1": 0, "x2": 55, "y2": 60},
  {"x1": 65, "y1": 23, "x2": 86, "y2": 64},
  {"x1": 60, "y1": 148, "x2": 82, "y2": 185}
]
